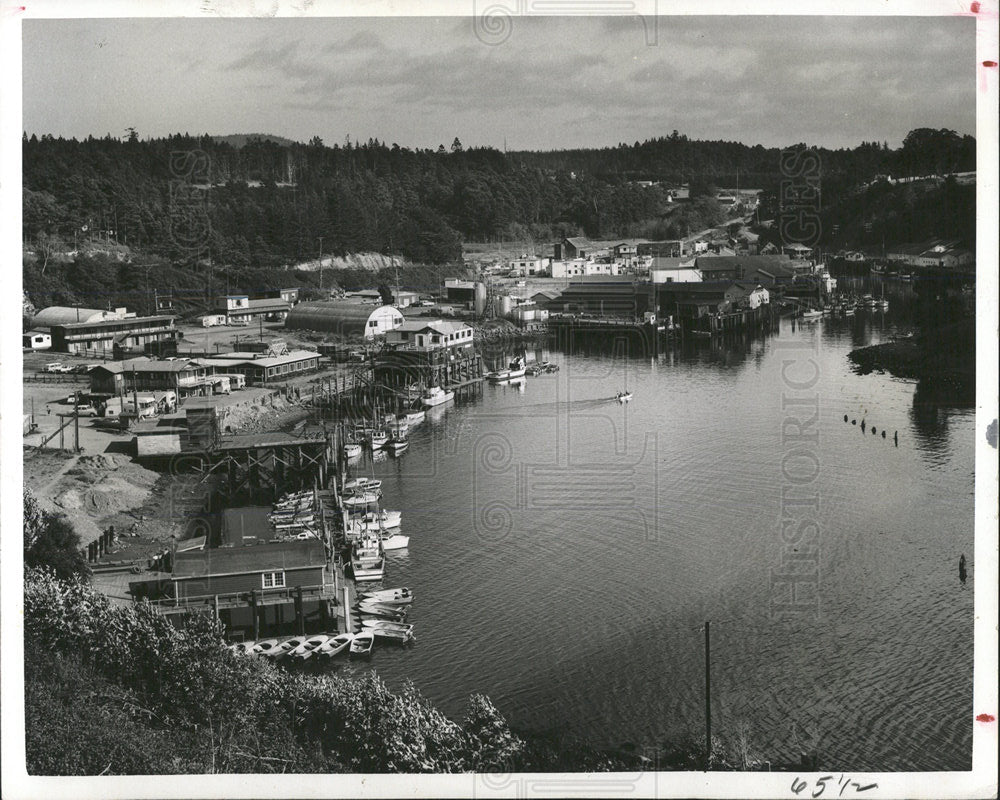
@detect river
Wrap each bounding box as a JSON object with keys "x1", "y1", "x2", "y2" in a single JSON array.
[{"x1": 324, "y1": 290, "x2": 975, "y2": 771}]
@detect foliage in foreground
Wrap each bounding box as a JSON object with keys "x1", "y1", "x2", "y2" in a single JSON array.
[
  {"x1": 23, "y1": 488, "x2": 89, "y2": 579},
  {"x1": 24, "y1": 567, "x2": 528, "y2": 774}
]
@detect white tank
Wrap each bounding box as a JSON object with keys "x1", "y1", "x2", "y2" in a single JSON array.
[{"x1": 474, "y1": 282, "x2": 487, "y2": 315}]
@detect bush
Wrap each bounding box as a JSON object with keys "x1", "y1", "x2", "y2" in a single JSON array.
[{"x1": 23, "y1": 488, "x2": 88, "y2": 579}]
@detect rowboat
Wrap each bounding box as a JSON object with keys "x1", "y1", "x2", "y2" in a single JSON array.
[
  {"x1": 350, "y1": 631, "x2": 375, "y2": 656},
  {"x1": 420, "y1": 386, "x2": 454, "y2": 407},
  {"x1": 362, "y1": 620, "x2": 416, "y2": 642},
  {"x1": 291, "y1": 634, "x2": 332, "y2": 660},
  {"x1": 359, "y1": 586, "x2": 413, "y2": 605},
  {"x1": 251, "y1": 638, "x2": 284, "y2": 657},
  {"x1": 267, "y1": 637, "x2": 305, "y2": 659},
  {"x1": 317, "y1": 632, "x2": 355, "y2": 657}
]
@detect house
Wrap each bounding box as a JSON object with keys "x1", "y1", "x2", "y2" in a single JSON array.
[
  {"x1": 22, "y1": 330, "x2": 51, "y2": 350},
  {"x1": 550, "y1": 259, "x2": 620, "y2": 279},
  {"x1": 167, "y1": 539, "x2": 330, "y2": 604},
  {"x1": 385, "y1": 319, "x2": 475, "y2": 351},
  {"x1": 393, "y1": 290, "x2": 421, "y2": 308},
  {"x1": 782, "y1": 243, "x2": 813, "y2": 259},
  {"x1": 650, "y1": 257, "x2": 701, "y2": 283}
]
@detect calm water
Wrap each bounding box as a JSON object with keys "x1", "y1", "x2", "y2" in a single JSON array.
[{"x1": 327, "y1": 296, "x2": 975, "y2": 771}]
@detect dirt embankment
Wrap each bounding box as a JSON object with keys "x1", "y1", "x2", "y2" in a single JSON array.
[{"x1": 216, "y1": 393, "x2": 312, "y2": 434}]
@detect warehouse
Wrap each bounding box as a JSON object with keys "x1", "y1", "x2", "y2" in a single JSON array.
[{"x1": 284, "y1": 301, "x2": 404, "y2": 339}]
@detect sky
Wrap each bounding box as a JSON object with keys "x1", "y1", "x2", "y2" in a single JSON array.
[{"x1": 21, "y1": 15, "x2": 977, "y2": 151}]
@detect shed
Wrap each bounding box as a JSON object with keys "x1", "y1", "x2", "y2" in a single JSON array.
[{"x1": 284, "y1": 301, "x2": 404, "y2": 339}]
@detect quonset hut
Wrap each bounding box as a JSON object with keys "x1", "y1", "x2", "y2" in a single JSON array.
[{"x1": 284, "y1": 301, "x2": 404, "y2": 339}]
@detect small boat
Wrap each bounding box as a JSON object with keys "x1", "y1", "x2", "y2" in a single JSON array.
[
  {"x1": 291, "y1": 634, "x2": 332, "y2": 660},
  {"x1": 381, "y1": 532, "x2": 410, "y2": 550},
  {"x1": 362, "y1": 620, "x2": 416, "y2": 642},
  {"x1": 357, "y1": 603, "x2": 408, "y2": 621},
  {"x1": 368, "y1": 429, "x2": 388, "y2": 450},
  {"x1": 350, "y1": 631, "x2": 375, "y2": 656},
  {"x1": 317, "y1": 632, "x2": 355, "y2": 657},
  {"x1": 343, "y1": 492, "x2": 381, "y2": 509},
  {"x1": 488, "y1": 357, "x2": 527, "y2": 384},
  {"x1": 359, "y1": 586, "x2": 413, "y2": 605},
  {"x1": 801, "y1": 309, "x2": 823, "y2": 320},
  {"x1": 878, "y1": 298, "x2": 889, "y2": 309},
  {"x1": 421, "y1": 386, "x2": 454, "y2": 407},
  {"x1": 404, "y1": 409, "x2": 425, "y2": 425},
  {"x1": 388, "y1": 437, "x2": 409, "y2": 455},
  {"x1": 343, "y1": 477, "x2": 382, "y2": 493},
  {"x1": 616, "y1": 391, "x2": 632, "y2": 403},
  {"x1": 272, "y1": 637, "x2": 305, "y2": 659},
  {"x1": 252, "y1": 638, "x2": 284, "y2": 657},
  {"x1": 359, "y1": 509, "x2": 402, "y2": 529},
  {"x1": 351, "y1": 534, "x2": 386, "y2": 581},
  {"x1": 343, "y1": 442, "x2": 362, "y2": 459}
]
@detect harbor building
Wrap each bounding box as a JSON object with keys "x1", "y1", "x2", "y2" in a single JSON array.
[
  {"x1": 30, "y1": 305, "x2": 178, "y2": 356},
  {"x1": 284, "y1": 301, "x2": 404, "y2": 339},
  {"x1": 197, "y1": 350, "x2": 322, "y2": 385},
  {"x1": 384, "y1": 319, "x2": 475, "y2": 352},
  {"x1": 214, "y1": 294, "x2": 292, "y2": 325}
]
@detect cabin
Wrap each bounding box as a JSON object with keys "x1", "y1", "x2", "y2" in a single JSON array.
[{"x1": 22, "y1": 330, "x2": 52, "y2": 350}]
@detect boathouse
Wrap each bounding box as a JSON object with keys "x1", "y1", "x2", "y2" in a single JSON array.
[{"x1": 384, "y1": 319, "x2": 475, "y2": 352}]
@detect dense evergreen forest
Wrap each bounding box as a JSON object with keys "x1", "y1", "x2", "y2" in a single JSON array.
[{"x1": 22, "y1": 127, "x2": 975, "y2": 313}]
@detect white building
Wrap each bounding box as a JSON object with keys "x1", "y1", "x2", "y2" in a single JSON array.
[
  {"x1": 22, "y1": 330, "x2": 52, "y2": 349},
  {"x1": 550, "y1": 259, "x2": 620, "y2": 279},
  {"x1": 650, "y1": 257, "x2": 701, "y2": 283},
  {"x1": 385, "y1": 319, "x2": 475, "y2": 351},
  {"x1": 508, "y1": 255, "x2": 548, "y2": 276}
]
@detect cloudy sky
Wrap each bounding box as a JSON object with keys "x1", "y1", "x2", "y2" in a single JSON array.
[{"x1": 22, "y1": 15, "x2": 976, "y2": 151}]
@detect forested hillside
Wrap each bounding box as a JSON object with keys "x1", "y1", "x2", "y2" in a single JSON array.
[{"x1": 22, "y1": 128, "x2": 975, "y2": 313}]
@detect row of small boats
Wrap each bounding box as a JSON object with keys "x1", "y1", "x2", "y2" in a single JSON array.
[
  {"x1": 229, "y1": 631, "x2": 374, "y2": 659},
  {"x1": 525, "y1": 361, "x2": 559, "y2": 376}
]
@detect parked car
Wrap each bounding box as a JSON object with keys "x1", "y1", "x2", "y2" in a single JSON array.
[
  {"x1": 74, "y1": 404, "x2": 99, "y2": 417},
  {"x1": 42, "y1": 362, "x2": 65, "y2": 373}
]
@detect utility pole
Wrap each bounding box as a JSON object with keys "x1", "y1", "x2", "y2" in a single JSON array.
[
  {"x1": 317, "y1": 237, "x2": 324, "y2": 295},
  {"x1": 704, "y1": 621, "x2": 712, "y2": 768}
]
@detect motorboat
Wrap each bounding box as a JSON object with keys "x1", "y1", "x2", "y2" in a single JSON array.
[
  {"x1": 421, "y1": 386, "x2": 455, "y2": 407},
  {"x1": 488, "y1": 357, "x2": 526, "y2": 384},
  {"x1": 362, "y1": 620, "x2": 416, "y2": 643},
  {"x1": 291, "y1": 634, "x2": 332, "y2": 660},
  {"x1": 359, "y1": 586, "x2": 413, "y2": 605},
  {"x1": 616, "y1": 391, "x2": 632, "y2": 403},
  {"x1": 349, "y1": 631, "x2": 375, "y2": 656},
  {"x1": 368, "y1": 429, "x2": 389, "y2": 450},
  {"x1": 381, "y1": 532, "x2": 410, "y2": 550},
  {"x1": 343, "y1": 477, "x2": 382, "y2": 493},
  {"x1": 343, "y1": 442, "x2": 363, "y2": 459},
  {"x1": 403, "y1": 410, "x2": 425, "y2": 425},
  {"x1": 388, "y1": 437, "x2": 409, "y2": 456},
  {"x1": 357, "y1": 509, "x2": 401, "y2": 529},
  {"x1": 343, "y1": 492, "x2": 381, "y2": 509},
  {"x1": 356, "y1": 602, "x2": 408, "y2": 621},
  {"x1": 317, "y1": 632, "x2": 355, "y2": 657},
  {"x1": 801, "y1": 309, "x2": 823, "y2": 320},
  {"x1": 351, "y1": 534, "x2": 386, "y2": 582}
]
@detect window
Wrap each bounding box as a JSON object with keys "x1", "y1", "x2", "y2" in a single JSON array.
[{"x1": 262, "y1": 571, "x2": 285, "y2": 588}]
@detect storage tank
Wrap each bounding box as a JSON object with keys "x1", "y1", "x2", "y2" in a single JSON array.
[
  {"x1": 473, "y1": 282, "x2": 487, "y2": 315},
  {"x1": 500, "y1": 295, "x2": 514, "y2": 315}
]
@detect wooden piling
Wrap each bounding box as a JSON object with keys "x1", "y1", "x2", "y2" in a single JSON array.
[
  {"x1": 295, "y1": 587, "x2": 305, "y2": 636},
  {"x1": 251, "y1": 590, "x2": 260, "y2": 640}
]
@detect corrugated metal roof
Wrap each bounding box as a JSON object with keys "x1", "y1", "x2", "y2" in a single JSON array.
[
  {"x1": 172, "y1": 540, "x2": 326, "y2": 579},
  {"x1": 91, "y1": 358, "x2": 200, "y2": 374},
  {"x1": 285, "y1": 301, "x2": 402, "y2": 334},
  {"x1": 32, "y1": 306, "x2": 110, "y2": 327}
]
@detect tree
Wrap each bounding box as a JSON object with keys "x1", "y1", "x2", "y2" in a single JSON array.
[
  {"x1": 24, "y1": 490, "x2": 89, "y2": 579},
  {"x1": 451, "y1": 137, "x2": 463, "y2": 153}
]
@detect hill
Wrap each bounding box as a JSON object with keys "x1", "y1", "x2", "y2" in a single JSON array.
[{"x1": 211, "y1": 133, "x2": 301, "y2": 148}]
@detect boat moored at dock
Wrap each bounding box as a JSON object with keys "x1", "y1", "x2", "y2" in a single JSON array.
[{"x1": 420, "y1": 386, "x2": 455, "y2": 407}]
